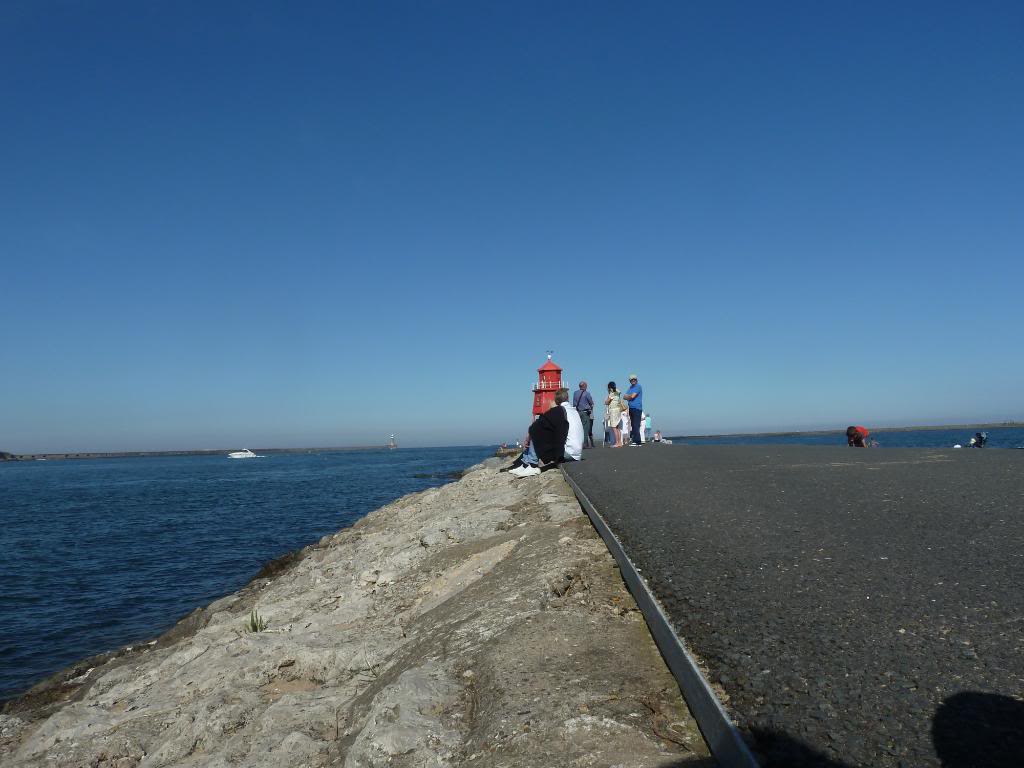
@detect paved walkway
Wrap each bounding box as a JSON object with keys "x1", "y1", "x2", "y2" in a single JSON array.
[{"x1": 564, "y1": 444, "x2": 1024, "y2": 767}]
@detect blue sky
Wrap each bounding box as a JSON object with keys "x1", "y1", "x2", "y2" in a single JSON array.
[{"x1": 2, "y1": 1, "x2": 1021, "y2": 451}]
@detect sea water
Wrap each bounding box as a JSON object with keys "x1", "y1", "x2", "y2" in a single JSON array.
[{"x1": 0, "y1": 446, "x2": 491, "y2": 699}]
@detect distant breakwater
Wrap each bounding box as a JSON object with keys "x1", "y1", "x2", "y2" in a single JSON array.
[
  {"x1": 672, "y1": 421, "x2": 1022, "y2": 440},
  {"x1": 670, "y1": 424, "x2": 1024, "y2": 450},
  {"x1": 0, "y1": 446, "x2": 401, "y2": 461}
]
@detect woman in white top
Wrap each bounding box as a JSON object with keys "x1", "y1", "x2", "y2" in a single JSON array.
[{"x1": 605, "y1": 381, "x2": 626, "y2": 448}]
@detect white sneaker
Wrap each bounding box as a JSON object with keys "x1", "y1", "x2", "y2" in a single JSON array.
[
  {"x1": 509, "y1": 465, "x2": 533, "y2": 477},
  {"x1": 511, "y1": 465, "x2": 541, "y2": 478}
]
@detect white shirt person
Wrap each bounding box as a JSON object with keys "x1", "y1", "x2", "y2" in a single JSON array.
[{"x1": 561, "y1": 400, "x2": 584, "y2": 461}]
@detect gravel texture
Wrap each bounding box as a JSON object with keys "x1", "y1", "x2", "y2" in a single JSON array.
[{"x1": 564, "y1": 444, "x2": 1024, "y2": 767}]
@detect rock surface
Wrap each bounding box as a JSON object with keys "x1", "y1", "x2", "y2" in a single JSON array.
[{"x1": 1, "y1": 460, "x2": 710, "y2": 767}]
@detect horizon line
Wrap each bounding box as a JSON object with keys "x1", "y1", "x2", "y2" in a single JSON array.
[{"x1": 4, "y1": 421, "x2": 1022, "y2": 459}]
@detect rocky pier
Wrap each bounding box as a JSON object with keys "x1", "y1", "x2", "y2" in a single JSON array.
[{"x1": 0, "y1": 459, "x2": 710, "y2": 767}]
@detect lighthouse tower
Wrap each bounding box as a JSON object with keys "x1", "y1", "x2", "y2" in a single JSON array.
[{"x1": 531, "y1": 353, "x2": 564, "y2": 418}]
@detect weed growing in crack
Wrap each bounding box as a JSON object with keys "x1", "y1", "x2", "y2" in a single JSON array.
[{"x1": 245, "y1": 609, "x2": 268, "y2": 633}]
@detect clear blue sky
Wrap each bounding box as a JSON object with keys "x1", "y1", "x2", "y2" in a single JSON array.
[{"x1": 2, "y1": 2, "x2": 1021, "y2": 452}]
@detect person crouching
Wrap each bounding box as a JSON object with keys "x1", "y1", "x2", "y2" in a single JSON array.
[
  {"x1": 509, "y1": 388, "x2": 583, "y2": 478},
  {"x1": 846, "y1": 425, "x2": 870, "y2": 447}
]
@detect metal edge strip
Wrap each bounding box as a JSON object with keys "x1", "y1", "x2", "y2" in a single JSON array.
[{"x1": 561, "y1": 468, "x2": 760, "y2": 768}]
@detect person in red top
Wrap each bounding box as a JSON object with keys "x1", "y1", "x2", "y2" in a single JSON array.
[{"x1": 846, "y1": 425, "x2": 870, "y2": 447}]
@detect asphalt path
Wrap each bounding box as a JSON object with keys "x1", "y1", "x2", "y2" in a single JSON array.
[{"x1": 563, "y1": 444, "x2": 1024, "y2": 767}]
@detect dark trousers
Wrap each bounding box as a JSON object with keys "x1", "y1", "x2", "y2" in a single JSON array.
[
  {"x1": 629, "y1": 408, "x2": 643, "y2": 445},
  {"x1": 578, "y1": 410, "x2": 593, "y2": 448}
]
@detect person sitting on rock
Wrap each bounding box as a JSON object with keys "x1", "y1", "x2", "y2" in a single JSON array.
[{"x1": 508, "y1": 389, "x2": 583, "y2": 478}]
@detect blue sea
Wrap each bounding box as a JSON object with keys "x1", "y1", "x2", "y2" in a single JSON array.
[
  {"x1": 671, "y1": 426, "x2": 1024, "y2": 449},
  {"x1": 0, "y1": 446, "x2": 492, "y2": 700}
]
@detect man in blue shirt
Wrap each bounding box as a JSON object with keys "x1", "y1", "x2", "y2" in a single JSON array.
[
  {"x1": 623, "y1": 374, "x2": 643, "y2": 446},
  {"x1": 572, "y1": 381, "x2": 595, "y2": 449}
]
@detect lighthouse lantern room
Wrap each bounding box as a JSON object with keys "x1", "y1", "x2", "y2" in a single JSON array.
[{"x1": 531, "y1": 353, "x2": 565, "y2": 417}]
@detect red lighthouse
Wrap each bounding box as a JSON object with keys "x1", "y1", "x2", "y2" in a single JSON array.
[{"x1": 531, "y1": 353, "x2": 564, "y2": 418}]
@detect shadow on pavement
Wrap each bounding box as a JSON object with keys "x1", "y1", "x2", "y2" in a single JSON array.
[
  {"x1": 747, "y1": 728, "x2": 855, "y2": 767},
  {"x1": 740, "y1": 692, "x2": 1024, "y2": 766},
  {"x1": 932, "y1": 691, "x2": 1024, "y2": 768}
]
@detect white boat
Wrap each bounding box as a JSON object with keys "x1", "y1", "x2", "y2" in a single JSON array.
[{"x1": 227, "y1": 449, "x2": 257, "y2": 459}]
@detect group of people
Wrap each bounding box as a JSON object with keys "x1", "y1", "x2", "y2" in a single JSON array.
[
  {"x1": 602, "y1": 376, "x2": 652, "y2": 447},
  {"x1": 506, "y1": 374, "x2": 652, "y2": 479},
  {"x1": 849, "y1": 425, "x2": 990, "y2": 449}
]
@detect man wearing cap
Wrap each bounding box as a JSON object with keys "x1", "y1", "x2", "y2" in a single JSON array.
[
  {"x1": 623, "y1": 374, "x2": 644, "y2": 446},
  {"x1": 572, "y1": 381, "x2": 595, "y2": 449}
]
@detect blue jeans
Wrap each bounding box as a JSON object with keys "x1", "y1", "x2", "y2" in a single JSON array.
[
  {"x1": 521, "y1": 443, "x2": 539, "y2": 466},
  {"x1": 521, "y1": 442, "x2": 576, "y2": 466}
]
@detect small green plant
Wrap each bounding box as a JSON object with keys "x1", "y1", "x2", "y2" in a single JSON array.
[{"x1": 246, "y1": 609, "x2": 268, "y2": 633}]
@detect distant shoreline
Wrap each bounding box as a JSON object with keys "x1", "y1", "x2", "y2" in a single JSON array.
[
  {"x1": 0, "y1": 446, "x2": 399, "y2": 462},
  {"x1": 669, "y1": 422, "x2": 1023, "y2": 440}
]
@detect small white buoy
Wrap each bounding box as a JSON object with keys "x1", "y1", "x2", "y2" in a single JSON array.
[{"x1": 953, "y1": 444, "x2": 962, "y2": 449}]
